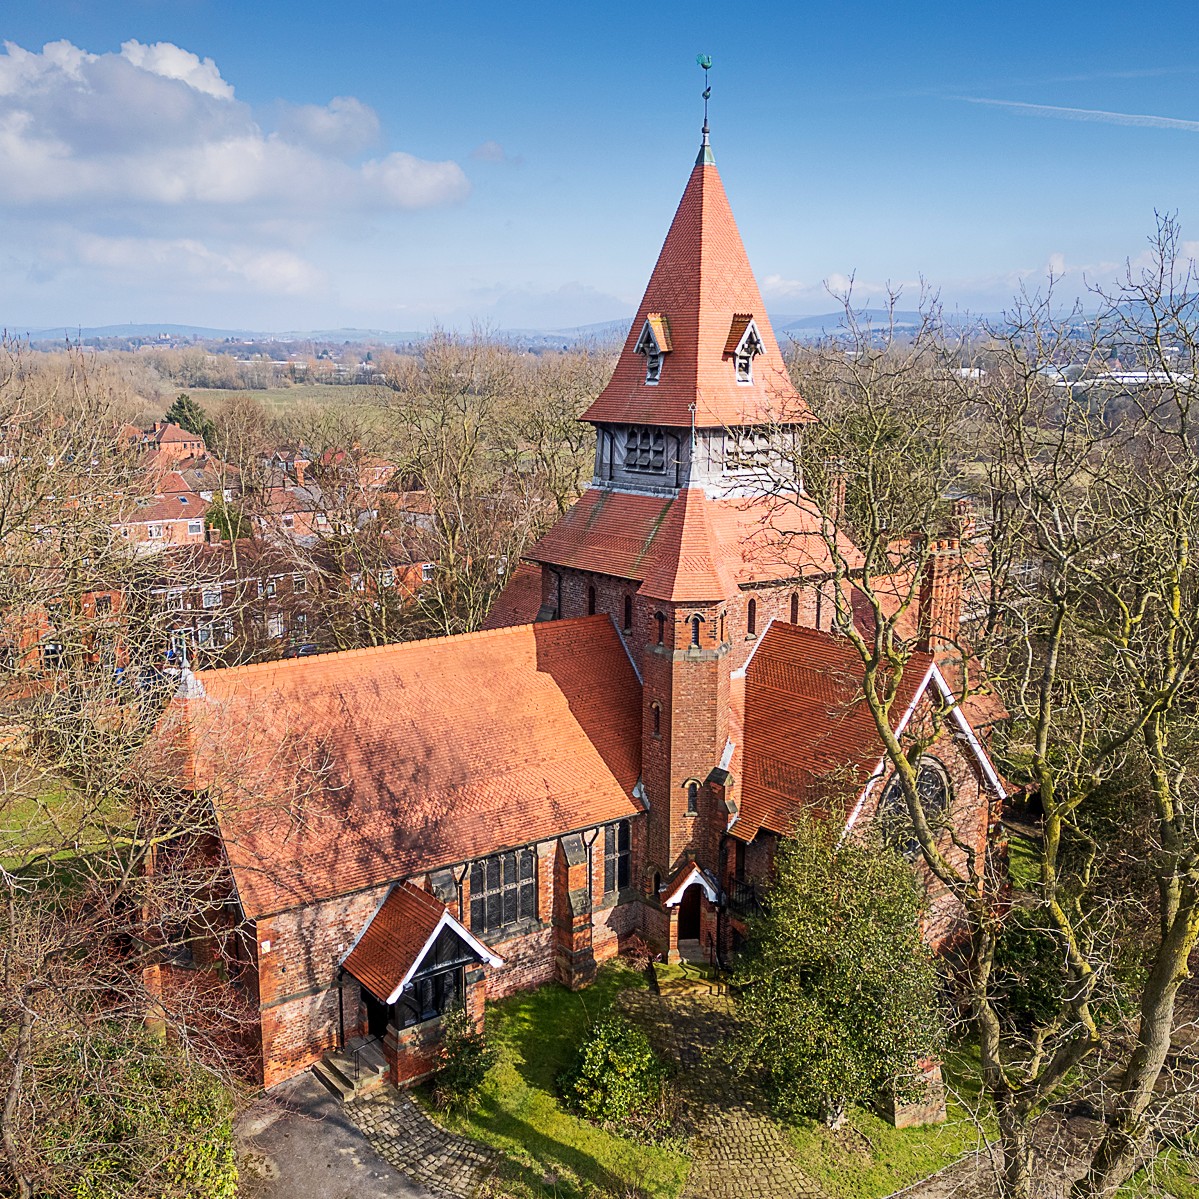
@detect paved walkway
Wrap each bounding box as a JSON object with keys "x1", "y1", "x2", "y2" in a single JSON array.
[
  {"x1": 619, "y1": 985, "x2": 829, "y2": 1199},
  {"x1": 347, "y1": 1087, "x2": 503, "y2": 1199},
  {"x1": 237, "y1": 1072, "x2": 434, "y2": 1199}
]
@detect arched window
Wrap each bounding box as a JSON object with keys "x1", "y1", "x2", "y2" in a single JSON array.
[
  {"x1": 790, "y1": 592, "x2": 799, "y2": 624},
  {"x1": 623, "y1": 595, "x2": 633, "y2": 631},
  {"x1": 651, "y1": 701, "x2": 661, "y2": 737},
  {"x1": 690, "y1": 614, "x2": 702, "y2": 647},
  {"x1": 747, "y1": 598, "x2": 757, "y2": 636},
  {"x1": 587, "y1": 585, "x2": 596, "y2": 616},
  {"x1": 655, "y1": 612, "x2": 666, "y2": 646},
  {"x1": 878, "y1": 758, "x2": 952, "y2": 860},
  {"x1": 815, "y1": 587, "x2": 823, "y2": 631},
  {"x1": 686, "y1": 780, "x2": 699, "y2": 814},
  {"x1": 653, "y1": 872, "x2": 662, "y2": 898}
]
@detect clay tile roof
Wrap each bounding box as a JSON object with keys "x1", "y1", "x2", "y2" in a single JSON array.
[
  {"x1": 482, "y1": 563, "x2": 544, "y2": 630},
  {"x1": 342, "y1": 882, "x2": 499, "y2": 1003},
  {"x1": 582, "y1": 153, "x2": 812, "y2": 429},
  {"x1": 637, "y1": 487, "x2": 737, "y2": 603},
  {"x1": 724, "y1": 313, "x2": 754, "y2": 355},
  {"x1": 529, "y1": 487, "x2": 863, "y2": 588},
  {"x1": 180, "y1": 616, "x2": 642, "y2": 919},
  {"x1": 155, "y1": 423, "x2": 201, "y2": 444},
  {"x1": 734, "y1": 622, "x2": 933, "y2": 843}
]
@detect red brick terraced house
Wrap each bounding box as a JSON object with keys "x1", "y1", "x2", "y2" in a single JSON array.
[{"x1": 163, "y1": 127, "x2": 1007, "y2": 1095}]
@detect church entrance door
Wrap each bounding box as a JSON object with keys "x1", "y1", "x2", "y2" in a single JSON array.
[
  {"x1": 364, "y1": 989, "x2": 391, "y2": 1039},
  {"x1": 678, "y1": 883, "x2": 702, "y2": 940}
]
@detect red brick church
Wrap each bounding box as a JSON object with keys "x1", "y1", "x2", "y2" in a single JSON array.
[{"x1": 166, "y1": 127, "x2": 1006, "y2": 1092}]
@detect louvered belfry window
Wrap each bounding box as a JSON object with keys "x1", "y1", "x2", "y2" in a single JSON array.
[
  {"x1": 470, "y1": 849, "x2": 537, "y2": 932},
  {"x1": 624, "y1": 425, "x2": 666, "y2": 473}
]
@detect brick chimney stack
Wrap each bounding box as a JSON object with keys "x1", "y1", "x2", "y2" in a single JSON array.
[{"x1": 917, "y1": 537, "x2": 963, "y2": 652}]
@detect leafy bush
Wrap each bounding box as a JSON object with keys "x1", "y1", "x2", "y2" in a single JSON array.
[
  {"x1": 433, "y1": 1006, "x2": 497, "y2": 1111},
  {"x1": 991, "y1": 906, "x2": 1066, "y2": 1031},
  {"x1": 35, "y1": 1028, "x2": 238, "y2": 1198},
  {"x1": 730, "y1": 814, "x2": 943, "y2": 1128},
  {"x1": 559, "y1": 1015, "x2": 673, "y2": 1140}
]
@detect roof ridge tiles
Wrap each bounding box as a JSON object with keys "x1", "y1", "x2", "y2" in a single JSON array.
[{"x1": 192, "y1": 613, "x2": 616, "y2": 681}]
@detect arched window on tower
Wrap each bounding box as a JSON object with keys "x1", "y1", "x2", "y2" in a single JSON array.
[
  {"x1": 587, "y1": 585, "x2": 596, "y2": 616},
  {"x1": 651, "y1": 701, "x2": 661, "y2": 737},
  {"x1": 655, "y1": 612, "x2": 666, "y2": 646},
  {"x1": 719, "y1": 610, "x2": 726, "y2": 642},
  {"x1": 623, "y1": 595, "x2": 633, "y2": 631},
  {"x1": 815, "y1": 587, "x2": 823, "y2": 631},
  {"x1": 790, "y1": 592, "x2": 799, "y2": 624},
  {"x1": 686, "y1": 780, "x2": 699, "y2": 815},
  {"x1": 747, "y1": 598, "x2": 757, "y2": 636},
  {"x1": 690, "y1": 614, "x2": 702, "y2": 647}
]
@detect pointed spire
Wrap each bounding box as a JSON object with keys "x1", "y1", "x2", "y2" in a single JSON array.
[{"x1": 583, "y1": 134, "x2": 811, "y2": 430}]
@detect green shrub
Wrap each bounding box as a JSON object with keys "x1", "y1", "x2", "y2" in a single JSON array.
[
  {"x1": 36, "y1": 1028, "x2": 238, "y2": 1199},
  {"x1": 991, "y1": 907, "x2": 1066, "y2": 1032},
  {"x1": 559, "y1": 1015, "x2": 673, "y2": 1140},
  {"x1": 433, "y1": 1006, "x2": 497, "y2": 1111}
]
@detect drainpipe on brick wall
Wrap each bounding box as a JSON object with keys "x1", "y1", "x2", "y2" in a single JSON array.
[
  {"x1": 337, "y1": 966, "x2": 345, "y2": 1049},
  {"x1": 582, "y1": 827, "x2": 600, "y2": 910},
  {"x1": 454, "y1": 862, "x2": 470, "y2": 922}
]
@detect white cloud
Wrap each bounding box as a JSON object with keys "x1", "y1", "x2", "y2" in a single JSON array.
[
  {"x1": 277, "y1": 95, "x2": 380, "y2": 158},
  {"x1": 0, "y1": 39, "x2": 469, "y2": 211},
  {"x1": 961, "y1": 96, "x2": 1199, "y2": 134},
  {"x1": 118, "y1": 39, "x2": 234, "y2": 100},
  {"x1": 73, "y1": 233, "x2": 325, "y2": 296}
]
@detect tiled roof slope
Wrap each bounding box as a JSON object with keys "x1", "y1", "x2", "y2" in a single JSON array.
[
  {"x1": 530, "y1": 487, "x2": 863, "y2": 587},
  {"x1": 181, "y1": 616, "x2": 642, "y2": 918},
  {"x1": 736, "y1": 622, "x2": 932, "y2": 842},
  {"x1": 582, "y1": 150, "x2": 812, "y2": 429},
  {"x1": 343, "y1": 882, "x2": 446, "y2": 1001},
  {"x1": 638, "y1": 487, "x2": 738, "y2": 602},
  {"x1": 482, "y1": 562, "x2": 544, "y2": 630}
]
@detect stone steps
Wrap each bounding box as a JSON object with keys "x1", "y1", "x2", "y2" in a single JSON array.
[{"x1": 313, "y1": 1037, "x2": 388, "y2": 1102}]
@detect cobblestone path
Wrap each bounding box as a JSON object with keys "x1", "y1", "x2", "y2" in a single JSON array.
[
  {"x1": 347, "y1": 1088, "x2": 502, "y2": 1199},
  {"x1": 619, "y1": 987, "x2": 830, "y2": 1199}
]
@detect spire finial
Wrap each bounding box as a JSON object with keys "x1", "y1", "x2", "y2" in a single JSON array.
[{"x1": 696, "y1": 54, "x2": 714, "y2": 164}]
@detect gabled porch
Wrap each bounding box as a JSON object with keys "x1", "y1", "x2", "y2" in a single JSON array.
[{"x1": 333, "y1": 881, "x2": 502, "y2": 1091}]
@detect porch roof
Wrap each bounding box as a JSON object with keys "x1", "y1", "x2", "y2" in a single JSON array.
[{"x1": 342, "y1": 881, "x2": 502, "y2": 1005}]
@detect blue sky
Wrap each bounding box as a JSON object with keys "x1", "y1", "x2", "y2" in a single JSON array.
[{"x1": 3, "y1": 0, "x2": 1199, "y2": 333}]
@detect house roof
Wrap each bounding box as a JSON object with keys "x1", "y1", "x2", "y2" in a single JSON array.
[
  {"x1": 735, "y1": 622, "x2": 934, "y2": 842},
  {"x1": 176, "y1": 616, "x2": 643, "y2": 919},
  {"x1": 124, "y1": 491, "x2": 210, "y2": 524},
  {"x1": 529, "y1": 487, "x2": 862, "y2": 588},
  {"x1": 342, "y1": 881, "x2": 501, "y2": 1004},
  {"x1": 152, "y1": 422, "x2": 204, "y2": 445},
  {"x1": 581, "y1": 149, "x2": 812, "y2": 429}
]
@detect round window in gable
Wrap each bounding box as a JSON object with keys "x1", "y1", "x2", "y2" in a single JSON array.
[{"x1": 878, "y1": 758, "x2": 952, "y2": 860}]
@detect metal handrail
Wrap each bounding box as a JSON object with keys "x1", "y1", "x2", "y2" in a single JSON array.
[{"x1": 350, "y1": 1034, "x2": 384, "y2": 1084}]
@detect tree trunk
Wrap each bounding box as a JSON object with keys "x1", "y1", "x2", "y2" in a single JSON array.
[
  {"x1": 997, "y1": 1101, "x2": 1034, "y2": 1199},
  {"x1": 1071, "y1": 890, "x2": 1199, "y2": 1199},
  {"x1": 1, "y1": 1004, "x2": 34, "y2": 1199}
]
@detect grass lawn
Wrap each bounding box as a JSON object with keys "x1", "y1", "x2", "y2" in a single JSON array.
[
  {"x1": 427, "y1": 962, "x2": 690, "y2": 1199},
  {"x1": 187, "y1": 383, "x2": 392, "y2": 412},
  {"x1": 1006, "y1": 832, "x2": 1042, "y2": 892},
  {"x1": 1119, "y1": 1149, "x2": 1199, "y2": 1199},
  {"x1": 783, "y1": 1045, "x2": 997, "y2": 1199}
]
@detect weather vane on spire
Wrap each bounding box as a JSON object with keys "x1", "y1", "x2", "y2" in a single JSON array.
[{"x1": 697, "y1": 54, "x2": 713, "y2": 140}]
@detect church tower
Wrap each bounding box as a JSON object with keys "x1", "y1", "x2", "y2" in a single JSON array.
[{"x1": 528, "y1": 120, "x2": 835, "y2": 958}]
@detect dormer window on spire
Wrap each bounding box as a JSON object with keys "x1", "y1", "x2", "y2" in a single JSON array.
[
  {"x1": 635, "y1": 314, "x2": 672, "y2": 385},
  {"x1": 725, "y1": 314, "x2": 764, "y2": 384}
]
